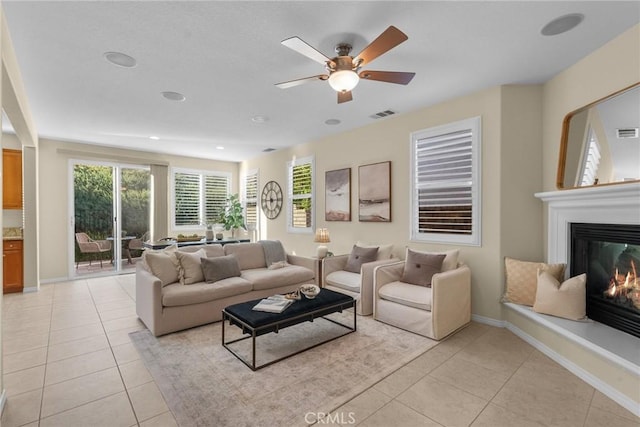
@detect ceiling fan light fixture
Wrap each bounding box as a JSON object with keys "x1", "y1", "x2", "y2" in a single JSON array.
[{"x1": 328, "y1": 70, "x2": 359, "y2": 93}]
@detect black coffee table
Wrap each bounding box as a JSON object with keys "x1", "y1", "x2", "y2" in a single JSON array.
[{"x1": 222, "y1": 288, "x2": 356, "y2": 370}]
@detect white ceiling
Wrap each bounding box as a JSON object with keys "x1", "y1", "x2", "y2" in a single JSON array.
[{"x1": 2, "y1": 1, "x2": 639, "y2": 163}]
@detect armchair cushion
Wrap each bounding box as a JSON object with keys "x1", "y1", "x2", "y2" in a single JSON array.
[
  {"x1": 344, "y1": 245, "x2": 379, "y2": 273},
  {"x1": 401, "y1": 249, "x2": 445, "y2": 287},
  {"x1": 378, "y1": 281, "x2": 431, "y2": 311},
  {"x1": 356, "y1": 241, "x2": 394, "y2": 260},
  {"x1": 325, "y1": 270, "x2": 361, "y2": 293},
  {"x1": 405, "y1": 248, "x2": 459, "y2": 272}
]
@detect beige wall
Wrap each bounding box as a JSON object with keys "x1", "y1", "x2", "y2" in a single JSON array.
[
  {"x1": 38, "y1": 138, "x2": 239, "y2": 281},
  {"x1": 542, "y1": 24, "x2": 640, "y2": 192},
  {"x1": 242, "y1": 84, "x2": 544, "y2": 320}
]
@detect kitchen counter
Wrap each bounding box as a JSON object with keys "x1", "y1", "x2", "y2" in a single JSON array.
[{"x1": 3, "y1": 227, "x2": 23, "y2": 240}]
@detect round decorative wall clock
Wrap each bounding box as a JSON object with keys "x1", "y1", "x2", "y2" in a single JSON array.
[{"x1": 261, "y1": 180, "x2": 283, "y2": 219}]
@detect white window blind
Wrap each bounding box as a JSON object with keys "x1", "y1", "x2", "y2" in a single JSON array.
[
  {"x1": 172, "y1": 168, "x2": 230, "y2": 229},
  {"x1": 411, "y1": 117, "x2": 481, "y2": 246},
  {"x1": 287, "y1": 156, "x2": 314, "y2": 233},
  {"x1": 579, "y1": 129, "x2": 601, "y2": 186},
  {"x1": 244, "y1": 170, "x2": 259, "y2": 228}
]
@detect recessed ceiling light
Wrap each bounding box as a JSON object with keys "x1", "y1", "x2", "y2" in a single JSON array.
[
  {"x1": 149, "y1": 136, "x2": 160, "y2": 140},
  {"x1": 541, "y1": 13, "x2": 584, "y2": 36},
  {"x1": 161, "y1": 91, "x2": 186, "y2": 102},
  {"x1": 325, "y1": 119, "x2": 341, "y2": 125},
  {"x1": 103, "y1": 51, "x2": 137, "y2": 68},
  {"x1": 251, "y1": 115, "x2": 269, "y2": 123},
  {"x1": 216, "y1": 146, "x2": 225, "y2": 150}
]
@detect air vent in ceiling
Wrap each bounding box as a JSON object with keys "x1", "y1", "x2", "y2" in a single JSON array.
[
  {"x1": 617, "y1": 128, "x2": 639, "y2": 138},
  {"x1": 262, "y1": 147, "x2": 276, "y2": 152},
  {"x1": 369, "y1": 109, "x2": 396, "y2": 120}
]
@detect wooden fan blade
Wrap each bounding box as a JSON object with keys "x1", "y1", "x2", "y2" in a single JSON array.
[
  {"x1": 275, "y1": 75, "x2": 328, "y2": 89},
  {"x1": 353, "y1": 26, "x2": 408, "y2": 66},
  {"x1": 359, "y1": 70, "x2": 415, "y2": 85},
  {"x1": 337, "y1": 91, "x2": 353, "y2": 104},
  {"x1": 281, "y1": 36, "x2": 332, "y2": 65}
]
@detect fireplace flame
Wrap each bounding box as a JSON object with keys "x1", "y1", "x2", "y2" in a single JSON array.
[{"x1": 605, "y1": 261, "x2": 640, "y2": 309}]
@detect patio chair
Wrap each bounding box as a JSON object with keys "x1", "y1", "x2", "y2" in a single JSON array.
[
  {"x1": 75, "y1": 232, "x2": 112, "y2": 268},
  {"x1": 128, "y1": 231, "x2": 149, "y2": 260}
]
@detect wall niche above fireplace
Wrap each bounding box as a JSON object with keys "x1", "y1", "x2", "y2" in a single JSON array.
[{"x1": 571, "y1": 223, "x2": 640, "y2": 338}]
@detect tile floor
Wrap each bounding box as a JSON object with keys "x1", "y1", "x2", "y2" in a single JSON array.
[{"x1": 2, "y1": 274, "x2": 639, "y2": 427}]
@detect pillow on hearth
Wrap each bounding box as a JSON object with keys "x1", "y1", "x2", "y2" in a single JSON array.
[
  {"x1": 401, "y1": 249, "x2": 446, "y2": 287},
  {"x1": 503, "y1": 257, "x2": 566, "y2": 306},
  {"x1": 533, "y1": 270, "x2": 586, "y2": 321},
  {"x1": 175, "y1": 249, "x2": 207, "y2": 285},
  {"x1": 144, "y1": 246, "x2": 180, "y2": 286},
  {"x1": 201, "y1": 255, "x2": 242, "y2": 283},
  {"x1": 344, "y1": 245, "x2": 379, "y2": 273}
]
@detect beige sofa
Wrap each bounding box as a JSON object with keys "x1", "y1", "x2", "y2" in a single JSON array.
[{"x1": 136, "y1": 242, "x2": 316, "y2": 336}]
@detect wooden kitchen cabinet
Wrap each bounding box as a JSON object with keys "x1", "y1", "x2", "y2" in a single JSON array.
[
  {"x1": 3, "y1": 149, "x2": 23, "y2": 209},
  {"x1": 3, "y1": 239, "x2": 23, "y2": 294}
]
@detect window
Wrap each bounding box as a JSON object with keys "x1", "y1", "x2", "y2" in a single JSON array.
[
  {"x1": 287, "y1": 156, "x2": 314, "y2": 233},
  {"x1": 244, "y1": 169, "x2": 259, "y2": 228},
  {"x1": 579, "y1": 127, "x2": 601, "y2": 186},
  {"x1": 171, "y1": 168, "x2": 230, "y2": 229},
  {"x1": 410, "y1": 116, "x2": 481, "y2": 246}
]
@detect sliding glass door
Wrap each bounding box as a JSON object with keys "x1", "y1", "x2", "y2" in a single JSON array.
[{"x1": 71, "y1": 160, "x2": 150, "y2": 277}]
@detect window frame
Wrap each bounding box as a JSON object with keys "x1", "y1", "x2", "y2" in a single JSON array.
[
  {"x1": 286, "y1": 155, "x2": 315, "y2": 234},
  {"x1": 410, "y1": 116, "x2": 482, "y2": 246},
  {"x1": 170, "y1": 167, "x2": 231, "y2": 231}
]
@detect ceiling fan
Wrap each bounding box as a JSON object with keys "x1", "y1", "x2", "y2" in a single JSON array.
[{"x1": 275, "y1": 26, "x2": 415, "y2": 104}]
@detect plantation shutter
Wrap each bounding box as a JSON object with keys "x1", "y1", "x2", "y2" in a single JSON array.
[
  {"x1": 287, "y1": 156, "x2": 314, "y2": 233},
  {"x1": 174, "y1": 172, "x2": 200, "y2": 226},
  {"x1": 244, "y1": 171, "x2": 258, "y2": 226},
  {"x1": 580, "y1": 130, "x2": 601, "y2": 186},
  {"x1": 204, "y1": 174, "x2": 229, "y2": 223},
  {"x1": 416, "y1": 129, "x2": 473, "y2": 235}
]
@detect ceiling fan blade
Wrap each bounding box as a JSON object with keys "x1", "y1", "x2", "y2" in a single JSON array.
[
  {"x1": 359, "y1": 70, "x2": 415, "y2": 85},
  {"x1": 275, "y1": 75, "x2": 328, "y2": 89},
  {"x1": 337, "y1": 91, "x2": 353, "y2": 104},
  {"x1": 281, "y1": 36, "x2": 333, "y2": 66},
  {"x1": 353, "y1": 26, "x2": 408, "y2": 66}
]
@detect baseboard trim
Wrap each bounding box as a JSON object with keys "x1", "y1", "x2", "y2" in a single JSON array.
[
  {"x1": 39, "y1": 277, "x2": 69, "y2": 285},
  {"x1": 22, "y1": 286, "x2": 38, "y2": 293},
  {"x1": 472, "y1": 312, "x2": 640, "y2": 418}
]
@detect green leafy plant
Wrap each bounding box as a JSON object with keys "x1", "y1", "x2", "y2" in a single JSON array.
[{"x1": 220, "y1": 194, "x2": 245, "y2": 232}]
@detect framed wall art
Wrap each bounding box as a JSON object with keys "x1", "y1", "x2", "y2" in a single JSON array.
[
  {"x1": 358, "y1": 161, "x2": 391, "y2": 222},
  {"x1": 325, "y1": 168, "x2": 351, "y2": 221}
]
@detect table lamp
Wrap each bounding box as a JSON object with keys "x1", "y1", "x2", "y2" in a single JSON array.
[{"x1": 314, "y1": 228, "x2": 331, "y2": 259}]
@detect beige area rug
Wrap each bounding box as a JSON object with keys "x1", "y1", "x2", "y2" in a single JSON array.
[{"x1": 130, "y1": 311, "x2": 438, "y2": 427}]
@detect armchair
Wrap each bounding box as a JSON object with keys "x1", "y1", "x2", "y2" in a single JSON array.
[
  {"x1": 322, "y1": 243, "x2": 399, "y2": 316},
  {"x1": 75, "y1": 232, "x2": 112, "y2": 268},
  {"x1": 374, "y1": 252, "x2": 471, "y2": 340}
]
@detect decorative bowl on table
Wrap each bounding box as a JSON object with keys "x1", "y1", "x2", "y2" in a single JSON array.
[{"x1": 300, "y1": 284, "x2": 320, "y2": 299}]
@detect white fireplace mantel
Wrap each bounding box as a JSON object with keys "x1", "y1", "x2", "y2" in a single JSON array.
[{"x1": 535, "y1": 182, "x2": 640, "y2": 266}]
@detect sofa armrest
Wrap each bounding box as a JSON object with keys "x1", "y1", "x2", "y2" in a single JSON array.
[
  {"x1": 135, "y1": 264, "x2": 164, "y2": 336},
  {"x1": 286, "y1": 254, "x2": 318, "y2": 282},
  {"x1": 322, "y1": 254, "x2": 349, "y2": 282},
  {"x1": 374, "y1": 261, "x2": 405, "y2": 292},
  {"x1": 431, "y1": 264, "x2": 471, "y2": 340},
  {"x1": 359, "y1": 258, "x2": 400, "y2": 316}
]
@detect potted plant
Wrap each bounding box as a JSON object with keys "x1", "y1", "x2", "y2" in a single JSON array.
[{"x1": 220, "y1": 194, "x2": 245, "y2": 238}]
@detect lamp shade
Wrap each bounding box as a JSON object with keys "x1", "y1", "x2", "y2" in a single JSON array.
[
  {"x1": 314, "y1": 228, "x2": 330, "y2": 243},
  {"x1": 328, "y1": 70, "x2": 359, "y2": 92}
]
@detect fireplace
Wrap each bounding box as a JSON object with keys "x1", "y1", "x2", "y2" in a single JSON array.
[{"x1": 570, "y1": 223, "x2": 640, "y2": 338}]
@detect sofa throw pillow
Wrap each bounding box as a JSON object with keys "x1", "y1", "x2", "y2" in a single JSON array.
[
  {"x1": 356, "y1": 241, "x2": 394, "y2": 260},
  {"x1": 261, "y1": 240, "x2": 286, "y2": 266},
  {"x1": 201, "y1": 255, "x2": 242, "y2": 283},
  {"x1": 144, "y1": 250, "x2": 180, "y2": 286},
  {"x1": 344, "y1": 245, "x2": 379, "y2": 273},
  {"x1": 533, "y1": 271, "x2": 586, "y2": 321},
  {"x1": 268, "y1": 261, "x2": 286, "y2": 270},
  {"x1": 504, "y1": 257, "x2": 566, "y2": 306},
  {"x1": 401, "y1": 249, "x2": 446, "y2": 287},
  {"x1": 175, "y1": 249, "x2": 207, "y2": 285}
]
